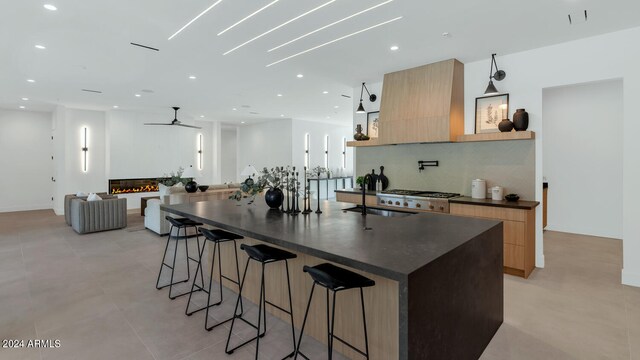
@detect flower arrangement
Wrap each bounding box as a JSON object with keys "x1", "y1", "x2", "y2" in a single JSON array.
[
  {"x1": 158, "y1": 167, "x2": 192, "y2": 186},
  {"x1": 229, "y1": 166, "x2": 283, "y2": 203}
]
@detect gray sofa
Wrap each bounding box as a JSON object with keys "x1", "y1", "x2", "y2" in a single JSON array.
[
  {"x1": 64, "y1": 193, "x2": 113, "y2": 226},
  {"x1": 70, "y1": 197, "x2": 127, "y2": 234}
]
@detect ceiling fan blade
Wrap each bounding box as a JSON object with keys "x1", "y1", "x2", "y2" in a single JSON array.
[
  {"x1": 176, "y1": 123, "x2": 202, "y2": 129},
  {"x1": 144, "y1": 123, "x2": 173, "y2": 126}
]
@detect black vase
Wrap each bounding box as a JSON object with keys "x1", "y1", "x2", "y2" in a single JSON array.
[
  {"x1": 265, "y1": 188, "x2": 284, "y2": 209},
  {"x1": 185, "y1": 181, "x2": 198, "y2": 193},
  {"x1": 513, "y1": 109, "x2": 529, "y2": 131},
  {"x1": 498, "y1": 119, "x2": 514, "y2": 132}
]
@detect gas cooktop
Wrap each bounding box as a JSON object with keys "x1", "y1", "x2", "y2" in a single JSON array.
[{"x1": 381, "y1": 189, "x2": 460, "y2": 199}]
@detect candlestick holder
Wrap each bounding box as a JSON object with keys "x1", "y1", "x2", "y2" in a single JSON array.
[
  {"x1": 285, "y1": 171, "x2": 291, "y2": 214},
  {"x1": 280, "y1": 166, "x2": 285, "y2": 212},
  {"x1": 294, "y1": 172, "x2": 301, "y2": 214},
  {"x1": 315, "y1": 172, "x2": 322, "y2": 214},
  {"x1": 303, "y1": 176, "x2": 312, "y2": 214}
]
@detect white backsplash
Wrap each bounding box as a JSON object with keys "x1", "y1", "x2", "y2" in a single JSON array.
[{"x1": 355, "y1": 140, "x2": 535, "y2": 200}]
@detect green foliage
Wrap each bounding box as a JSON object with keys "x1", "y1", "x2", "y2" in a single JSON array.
[
  {"x1": 229, "y1": 166, "x2": 284, "y2": 203},
  {"x1": 356, "y1": 176, "x2": 364, "y2": 186},
  {"x1": 158, "y1": 167, "x2": 192, "y2": 186}
]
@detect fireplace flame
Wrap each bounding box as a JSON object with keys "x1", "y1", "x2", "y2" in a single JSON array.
[{"x1": 111, "y1": 185, "x2": 159, "y2": 194}]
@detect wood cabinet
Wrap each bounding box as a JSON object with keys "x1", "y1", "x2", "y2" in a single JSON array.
[
  {"x1": 335, "y1": 192, "x2": 378, "y2": 207},
  {"x1": 378, "y1": 59, "x2": 464, "y2": 144},
  {"x1": 450, "y1": 203, "x2": 536, "y2": 278}
]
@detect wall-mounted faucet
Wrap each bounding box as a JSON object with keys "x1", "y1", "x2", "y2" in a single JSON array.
[{"x1": 418, "y1": 160, "x2": 439, "y2": 172}]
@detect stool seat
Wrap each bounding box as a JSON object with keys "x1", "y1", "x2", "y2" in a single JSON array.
[
  {"x1": 304, "y1": 263, "x2": 375, "y2": 291},
  {"x1": 200, "y1": 228, "x2": 244, "y2": 242},
  {"x1": 240, "y1": 244, "x2": 297, "y2": 263},
  {"x1": 165, "y1": 216, "x2": 203, "y2": 228}
]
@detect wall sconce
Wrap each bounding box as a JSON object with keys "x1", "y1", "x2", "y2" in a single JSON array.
[
  {"x1": 81, "y1": 127, "x2": 88, "y2": 172},
  {"x1": 324, "y1": 135, "x2": 329, "y2": 169},
  {"x1": 356, "y1": 82, "x2": 377, "y2": 114},
  {"x1": 304, "y1": 133, "x2": 310, "y2": 168},
  {"x1": 484, "y1": 53, "x2": 506, "y2": 95},
  {"x1": 197, "y1": 133, "x2": 203, "y2": 170}
]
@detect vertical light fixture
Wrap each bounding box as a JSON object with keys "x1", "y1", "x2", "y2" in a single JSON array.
[
  {"x1": 342, "y1": 137, "x2": 347, "y2": 168},
  {"x1": 81, "y1": 127, "x2": 89, "y2": 172},
  {"x1": 304, "y1": 133, "x2": 310, "y2": 168},
  {"x1": 197, "y1": 133, "x2": 203, "y2": 170},
  {"x1": 324, "y1": 135, "x2": 329, "y2": 169}
]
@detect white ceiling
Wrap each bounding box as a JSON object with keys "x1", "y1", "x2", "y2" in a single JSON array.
[{"x1": 1, "y1": 0, "x2": 639, "y2": 125}]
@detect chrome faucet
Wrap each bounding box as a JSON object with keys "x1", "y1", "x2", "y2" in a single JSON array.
[{"x1": 361, "y1": 173, "x2": 373, "y2": 215}]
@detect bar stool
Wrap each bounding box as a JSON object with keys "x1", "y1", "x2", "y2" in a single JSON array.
[
  {"x1": 185, "y1": 228, "x2": 245, "y2": 331},
  {"x1": 225, "y1": 244, "x2": 298, "y2": 359},
  {"x1": 294, "y1": 263, "x2": 375, "y2": 360},
  {"x1": 155, "y1": 216, "x2": 204, "y2": 300}
]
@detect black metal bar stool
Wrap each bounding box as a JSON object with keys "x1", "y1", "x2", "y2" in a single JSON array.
[
  {"x1": 225, "y1": 244, "x2": 298, "y2": 359},
  {"x1": 186, "y1": 227, "x2": 245, "y2": 331},
  {"x1": 294, "y1": 263, "x2": 375, "y2": 360},
  {"x1": 155, "y1": 216, "x2": 204, "y2": 300}
]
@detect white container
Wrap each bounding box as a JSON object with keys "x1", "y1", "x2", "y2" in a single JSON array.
[
  {"x1": 491, "y1": 186, "x2": 504, "y2": 200},
  {"x1": 472, "y1": 179, "x2": 487, "y2": 199}
]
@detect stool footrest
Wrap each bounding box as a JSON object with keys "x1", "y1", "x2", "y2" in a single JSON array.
[{"x1": 333, "y1": 334, "x2": 368, "y2": 358}]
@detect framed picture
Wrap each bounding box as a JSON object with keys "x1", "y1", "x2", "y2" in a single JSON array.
[
  {"x1": 366, "y1": 111, "x2": 379, "y2": 138},
  {"x1": 475, "y1": 94, "x2": 509, "y2": 134}
]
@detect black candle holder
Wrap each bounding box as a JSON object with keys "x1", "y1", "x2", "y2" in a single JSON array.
[
  {"x1": 302, "y1": 170, "x2": 312, "y2": 214},
  {"x1": 280, "y1": 166, "x2": 285, "y2": 213},
  {"x1": 294, "y1": 172, "x2": 301, "y2": 214},
  {"x1": 285, "y1": 171, "x2": 291, "y2": 214},
  {"x1": 315, "y1": 172, "x2": 322, "y2": 214}
]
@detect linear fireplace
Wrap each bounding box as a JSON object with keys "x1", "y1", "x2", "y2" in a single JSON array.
[{"x1": 109, "y1": 178, "x2": 167, "y2": 194}]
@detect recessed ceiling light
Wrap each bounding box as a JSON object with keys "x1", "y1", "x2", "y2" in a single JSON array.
[
  {"x1": 266, "y1": 16, "x2": 403, "y2": 67},
  {"x1": 218, "y1": 0, "x2": 280, "y2": 36},
  {"x1": 268, "y1": 0, "x2": 394, "y2": 52},
  {"x1": 322, "y1": 91, "x2": 328, "y2": 94},
  {"x1": 390, "y1": 45, "x2": 399, "y2": 51},
  {"x1": 35, "y1": 45, "x2": 46, "y2": 50},
  {"x1": 21, "y1": 97, "x2": 29, "y2": 101},
  {"x1": 135, "y1": 94, "x2": 141, "y2": 97},
  {"x1": 442, "y1": 32, "x2": 450, "y2": 38},
  {"x1": 200, "y1": 115, "x2": 205, "y2": 118},
  {"x1": 113, "y1": 105, "x2": 119, "y2": 108},
  {"x1": 19, "y1": 106, "x2": 26, "y2": 109},
  {"x1": 168, "y1": 0, "x2": 224, "y2": 40},
  {"x1": 277, "y1": 94, "x2": 283, "y2": 97},
  {"x1": 334, "y1": 105, "x2": 339, "y2": 108},
  {"x1": 26, "y1": 79, "x2": 35, "y2": 83},
  {"x1": 223, "y1": 0, "x2": 336, "y2": 55},
  {"x1": 43, "y1": 4, "x2": 57, "y2": 11},
  {"x1": 241, "y1": 121, "x2": 245, "y2": 124},
  {"x1": 326, "y1": 116, "x2": 330, "y2": 119},
  {"x1": 189, "y1": 75, "x2": 197, "y2": 79},
  {"x1": 280, "y1": 114, "x2": 284, "y2": 117},
  {"x1": 297, "y1": 74, "x2": 304, "y2": 78},
  {"x1": 232, "y1": 108, "x2": 237, "y2": 111}
]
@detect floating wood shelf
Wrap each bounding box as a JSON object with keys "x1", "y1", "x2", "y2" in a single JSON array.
[
  {"x1": 346, "y1": 139, "x2": 382, "y2": 147},
  {"x1": 456, "y1": 131, "x2": 535, "y2": 143}
]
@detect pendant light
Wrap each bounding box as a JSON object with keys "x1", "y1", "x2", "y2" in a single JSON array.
[
  {"x1": 484, "y1": 53, "x2": 506, "y2": 95},
  {"x1": 356, "y1": 82, "x2": 377, "y2": 113}
]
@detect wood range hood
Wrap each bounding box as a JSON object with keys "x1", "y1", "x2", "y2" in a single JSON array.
[{"x1": 376, "y1": 58, "x2": 465, "y2": 145}]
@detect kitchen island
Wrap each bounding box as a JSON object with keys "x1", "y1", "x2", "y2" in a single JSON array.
[{"x1": 162, "y1": 200, "x2": 503, "y2": 359}]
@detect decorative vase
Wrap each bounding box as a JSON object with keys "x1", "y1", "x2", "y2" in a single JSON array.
[
  {"x1": 185, "y1": 181, "x2": 198, "y2": 193},
  {"x1": 498, "y1": 119, "x2": 514, "y2": 132},
  {"x1": 265, "y1": 188, "x2": 284, "y2": 209},
  {"x1": 354, "y1": 124, "x2": 365, "y2": 140},
  {"x1": 513, "y1": 109, "x2": 529, "y2": 131}
]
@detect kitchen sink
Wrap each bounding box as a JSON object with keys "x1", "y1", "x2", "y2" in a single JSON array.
[{"x1": 342, "y1": 206, "x2": 416, "y2": 218}]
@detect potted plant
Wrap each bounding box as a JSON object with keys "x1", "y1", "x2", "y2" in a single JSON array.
[
  {"x1": 229, "y1": 167, "x2": 284, "y2": 208},
  {"x1": 158, "y1": 167, "x2": 191, "y2": 186}
]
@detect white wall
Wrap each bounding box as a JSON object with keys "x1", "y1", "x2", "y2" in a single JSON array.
[
  {"x1": 291, "y1": 119, "x2": 353, "y2": 176},
  {"x1": 0, "y1": 109, "x2": 53, "y2": 212},
  {"x1": 221, "y1": 127, "x2": 238, "y2": 183},
  {"x1": 237, "y1": 119, "x2": 293, "y2": 175},
  {"x1": 461, "y1": 27, "x2": 640, "y2": 287},
  {"x1": 543, "y1": 80, "x2": 623, "y2": 239}
]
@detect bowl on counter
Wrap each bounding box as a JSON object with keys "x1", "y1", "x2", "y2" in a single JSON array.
[
  {"x1": 198, "y1": 185, "x2": 209, "y2": 192},
  {"x1": 504, "y1": 194, "x2": 520, "y2": 202}
]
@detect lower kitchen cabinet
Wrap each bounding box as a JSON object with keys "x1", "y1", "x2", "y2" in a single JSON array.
[
  {"x1": 450, "y1": 203, "x2": 536, "y2": 278},
  {"x1": 335, "y1": 191, "x2": 378, "y2": 207}
]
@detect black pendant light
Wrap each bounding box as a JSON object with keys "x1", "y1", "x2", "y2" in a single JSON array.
[
  {"x1": 484, "y1": 53, "x2": 506, "y2": 95},
  {"x1": 356, "y1": 82, "x2": 376, "y2": 113}
]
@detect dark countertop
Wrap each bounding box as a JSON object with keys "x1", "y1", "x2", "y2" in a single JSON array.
[
  {"x1": 161, "y1": 200, "x2": 501, "y2": 281},
  {"x1": 450, "y1": 196, "x2": 540, "y2": 210},
  {"x1": 334, "y1": 188, "x2": 377, "y2": 195}
]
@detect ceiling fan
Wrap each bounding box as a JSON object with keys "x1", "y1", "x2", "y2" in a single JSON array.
[{"x1": 144, "y1": 107, "x2": 201, "y2": 129}]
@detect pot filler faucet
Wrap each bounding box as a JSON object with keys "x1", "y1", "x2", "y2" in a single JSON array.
[{"x1": 362, "y1": 173, "x2": 374, "y2": 215}]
